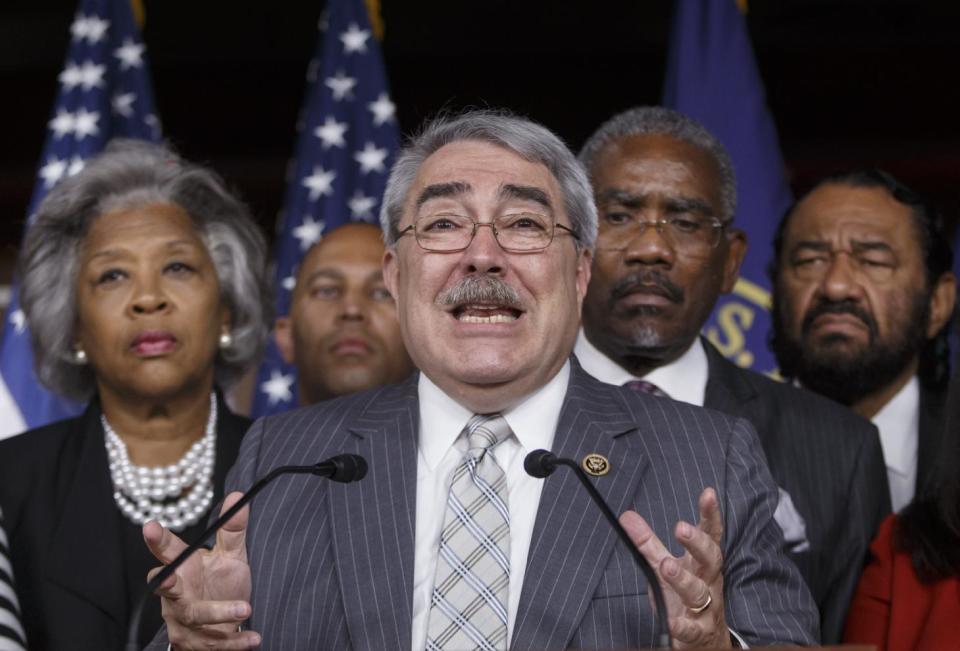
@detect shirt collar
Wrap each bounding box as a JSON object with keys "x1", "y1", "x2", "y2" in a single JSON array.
[
  {"x1": 573, "y1": 329, "x2": 708, "y2": 406},
  {"x1": 871, "y1": 375, "x2": 920, "y2": 476},
  {"x1": 417, "y1": 361, "x2": 570, "y2": 470}
]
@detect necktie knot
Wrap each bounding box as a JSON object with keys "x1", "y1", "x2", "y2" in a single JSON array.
[
  {"x1": 623, "y1": 379, "x2": 669, "y2": 398},
  {"x1": 465, "y1": 413, "x2": 511, "y2": 456}
]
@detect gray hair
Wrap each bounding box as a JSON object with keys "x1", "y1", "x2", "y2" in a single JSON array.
[
  {"x1": 379, "y1": 109, "x2": 597, "y2": 249},
  {"x1": 578, "y1": 106, "x2": 737, "y2": 222},
  {"x1": 18, "y1": 139, "x2": 271, "y2": 401}
]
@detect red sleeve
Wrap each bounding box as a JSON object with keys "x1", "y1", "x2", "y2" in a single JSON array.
[{"x1": 843, "y1": 514, "x2": 897, "y2": 649}]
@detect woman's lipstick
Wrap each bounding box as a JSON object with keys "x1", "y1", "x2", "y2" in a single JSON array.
[{"x1": 131, "y1": 331, "x2": 177, "y2": 356}]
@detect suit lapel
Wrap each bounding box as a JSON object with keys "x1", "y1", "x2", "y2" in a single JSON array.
[
  {"x1": 511, "y1": 362, "x2": 648, "y2": 651},
  {"x1": 44, "y1": 405, "x2": 127, "y2": 628},
  {"x1": 702, "y1": 338, "x2": 758, "y2": 416},
  {"x1": 328, "y1": 377, "x2": 420, "y2": 650}
]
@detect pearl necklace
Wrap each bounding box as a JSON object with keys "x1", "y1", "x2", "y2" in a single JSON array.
[{"x1": 103, "y1": 393, "x2": 217, "y2": 532}]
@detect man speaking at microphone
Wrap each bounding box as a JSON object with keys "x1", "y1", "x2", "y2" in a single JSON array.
[{"x1": 143, "y1": 110, "x2": 817, "y2": 649}]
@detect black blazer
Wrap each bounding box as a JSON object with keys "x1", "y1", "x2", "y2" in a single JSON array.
[
  {"x1": 0, "y1": 394, "x2": 249, "y2": 651},
  {"x1": 702, "y1": 339, "x2": 891, "y2": 644},
  {"x1": 917, "y1": 382, "x2": 947, "y2": 496}
]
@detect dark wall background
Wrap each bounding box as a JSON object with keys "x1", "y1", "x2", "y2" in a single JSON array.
[{"x1": 1, "y1": 0, "x2": 958, "y2": 278}]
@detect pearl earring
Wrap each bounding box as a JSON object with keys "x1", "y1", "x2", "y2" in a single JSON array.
[
  {"x1": 219, "y1": 332, "x2": 233, "y2": 349},
  {"x1": 74, "y1": 348, "x2": 87, "y2": 364}
]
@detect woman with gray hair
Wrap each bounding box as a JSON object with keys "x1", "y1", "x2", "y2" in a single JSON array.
[{"x1": 0, "y1": 139, "x2": 270, "y2": 650}]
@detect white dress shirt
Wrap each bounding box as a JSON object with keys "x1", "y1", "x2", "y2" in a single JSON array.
[
  {"x1": 871, "y1": 376, "x2": 920, "y2": 513},
  {"x1": 574, "y1": 329, "x2": 709, "y2": 406},
  {"x1": 410, "y1": 363, "x2": 570, "y2": 651}
]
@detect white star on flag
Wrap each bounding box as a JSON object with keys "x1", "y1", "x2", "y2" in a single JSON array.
[
  {"x1": 8, "y1": 309, "x2": 25, "y2": 335},
  {"x1": 340, "y1": 23, "x2": 370, "y2": 54},
  {"x1": 261, "y1": 370, "x2": 294, "y2": 405},
  {"x1": 49, "y1": 110, "x2": 75, "y2": 138},
  {"x1": 72, "y1": 108, "x2": 100, "y2": 139},
  {"x1": 70, "y1": 15, "x2": 110, "y2": 44},
  {"x1": 325, "y1": 71, "x2": 357, "y2": 101},
  {"x1": 58, "y1": 63, "x2": 83, "y2": 90},
  {"x1": 354, "y1": 142, "x2": 388, "y2": 174},
  {"x1": 113, "y1": 38, "x2": 144, "y2": 70},
  {"x1": 59, "y1": 61, "x2": 106, "y2": 91},
  {"x1": 79, "y1": 61, "x2": 107, "y2": 90},
  {"x1": 348, "y1": 191, "x2": 377, "y2": 219},
  {"x1": 69, "y1": 15, "x2": 91, "y2": 41},
  {"x1": 314, "y1": 116, "x2": 348, "y2": 149},
  {"x1": 302, "y1": 166, "x2": 336, "y2": 200},
  {"x1": 367, "y1": 93, "x2": 396, "y2": 127},
  {"x1": 282, "y1": 275, "x2": 296, "y2": 292},
  {"x1": 112, "y1": 92, "x2": 136, "y2": 117},
  {"x1": 293, "y1": 216, "x2": 325, "y2": 250},
  {"x1": 39, "y1": 157, "x2": 67, "y2": 188}
]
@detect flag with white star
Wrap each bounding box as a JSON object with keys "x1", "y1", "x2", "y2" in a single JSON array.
[
  {"x1": 251, "y1": 0, "x2": 399, "y2": 416},
  {"x1": 0, "y1": 0, "x2": 160, "y2": 439}
]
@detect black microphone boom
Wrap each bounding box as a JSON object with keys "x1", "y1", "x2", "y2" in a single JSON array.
[
  {"x1": 125, "y1": 453, "x2": 367, "y2": 651},
  {"x1": 524, "y1": 449, "x2": 672, "y2": 649}
]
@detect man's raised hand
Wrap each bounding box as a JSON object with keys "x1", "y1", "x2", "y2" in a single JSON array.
[{"x1": 143, "y1": 491, "x2": 260, "y2": 650}]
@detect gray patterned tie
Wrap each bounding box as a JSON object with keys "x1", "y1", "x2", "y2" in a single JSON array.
[{"x1": 426, "y1": 414, "x2": 512, "y2": 651}]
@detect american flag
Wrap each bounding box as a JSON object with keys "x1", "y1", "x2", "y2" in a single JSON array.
[
  {"x1": 0, "y1": 0, "x2": 160, "y2": 439},
  {"x1": 251, "y1": 0, "x2": 399, "y2": 416}
]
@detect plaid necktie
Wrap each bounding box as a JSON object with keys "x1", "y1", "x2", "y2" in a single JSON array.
[
  {"x1": 623, "y1": 379, "x2": 670, "y2": 399},
  {"x1": 426, "y1": 414, "x2": 512, "y2": 651}
]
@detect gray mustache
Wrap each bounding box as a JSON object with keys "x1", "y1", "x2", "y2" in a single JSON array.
[{"x1": 436, "y1": 275, "x2": 524, "y2": 310}]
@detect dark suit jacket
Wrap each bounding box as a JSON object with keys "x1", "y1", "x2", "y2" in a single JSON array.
[
  {"x1": 916, "y1": 383, "x2": 947, "y2": 497},
  {"x1": 702, "y1": 339, "x2": 891, "y2": 644},
  {"x1": 0, "y1": 394, "x2": 249, "y2": 651},
  {"x1": 149, "y1": 361, "x2": 818, "y2": 649}
]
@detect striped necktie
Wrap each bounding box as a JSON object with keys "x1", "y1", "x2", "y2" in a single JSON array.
[
  {"x1": 623, "y1": 379, "x2": 669, "y2": 398},
  {"x1": 426, "y1": 414, "x2": 512, "y2": 651}
]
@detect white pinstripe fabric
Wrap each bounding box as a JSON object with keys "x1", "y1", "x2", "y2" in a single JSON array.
[
  {"x1": 0, "y1": 519, "x2": 26, "y2": 651},
  {"x1": 426, "y1": 414, "x2": 512, "y2": 651}
]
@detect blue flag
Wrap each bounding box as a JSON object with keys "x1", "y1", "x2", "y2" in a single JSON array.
[
  {"x1": 662, "y1": 0, "x2": 792, "y2": 375},
  {"x1": 0, "y1": 0, "x2": 160, "y2": 439},
  {"x1": 251, "y1": 0, "x2": 400, "y2": 416}
]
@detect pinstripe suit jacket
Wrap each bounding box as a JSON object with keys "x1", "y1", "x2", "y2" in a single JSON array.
[{"x1": 149, "y1": 361, "x2": 818, "y2": 649}]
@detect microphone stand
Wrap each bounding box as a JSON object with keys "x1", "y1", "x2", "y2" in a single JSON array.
[{"x1": 526, "y1": 450, "x2": 672, "y2": 649}]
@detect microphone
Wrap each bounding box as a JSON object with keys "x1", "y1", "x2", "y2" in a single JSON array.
[
  {"x1": 524, "y1": 450, "x2": 672, "y2": 649},
  {"x1": 125, "y1": 453, "x2": 367, "y2": 650}
]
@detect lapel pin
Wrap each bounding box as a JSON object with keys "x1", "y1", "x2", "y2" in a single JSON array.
[{"x1": 581, "y1": 453, "x2": 610, "y2": 477}]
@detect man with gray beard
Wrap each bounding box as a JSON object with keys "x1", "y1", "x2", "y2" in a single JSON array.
[{"x1": 575, "y1": 106, "x2": 890, "y2": 643}]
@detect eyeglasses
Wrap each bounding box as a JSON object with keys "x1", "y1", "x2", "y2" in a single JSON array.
[
  {"x1": 396, "y1": 212, "x2": 579, "y2": 253},
  {"x1": 595, "y1": 213, "x2": 727, "y2": 251},
  {"x1": 788, "y1": 248, "x2": 897, "y2": 283}
]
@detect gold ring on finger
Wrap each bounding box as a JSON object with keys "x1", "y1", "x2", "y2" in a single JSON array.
[{"x1": 688, "y1": 590, "x2": 712, "y2": 614}]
